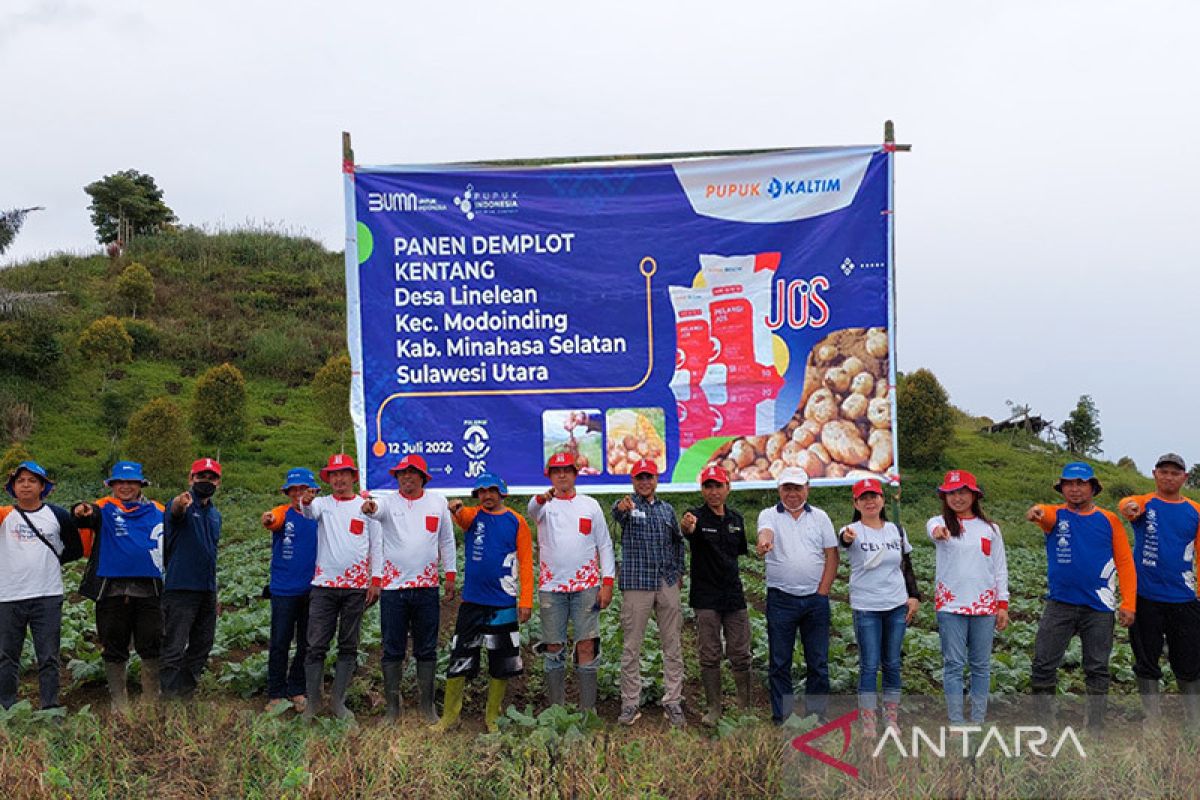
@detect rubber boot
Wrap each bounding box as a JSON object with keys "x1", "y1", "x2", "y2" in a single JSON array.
[
  {"x1": 1085, "y1": 693, "x2": 1106, "y2": 735},
  {"x1": 140, "y1": 658, "x2": 161, "y2": 704},
  {"x1": 733, "y1": 670, "x2": 753, "y2": 711},
  {"x1": 1031, "y1": 686, "x2": 1057, "y2": 728},
  {"x1": 859, "y1": 707, "x2": 878, "y2": 738},
  {"x1": 303, "y1": 662, "x2": 323, "y2": 721},
  {"x1": 484, "y1": 678, "x2": 508, "y2": 733},
  {"x1": 546, "y1": 667, "x2": 566, "y2": 707},
  {"x1": 105, "y1": 662, "x2": 129, "y2": 714},
  {"x1": 330, "y1": 657, "x2": 356, "y2": 721},
  {"x1": 431, "y1": 676, "x2": 465, "y2": 733},
  {"x1": 578, "y1": 669, "x2": 598, "y2": 712},
  {"x1": 1138, "y1": 678, "x2": 1161, "y2": 731},
  {"x1": 382, "y1": 661, "x2": 403, "y2": 721},
  {"x1": 701, "y1": 667, "x2": 723, "y2": 727},
  {"x1": 416, "y1": 660, "x2": 438, "y2": 723},
  {"x1": 1181, "y1": 679, "x2": 1200, "y2": 730},
  {"x1": 883, "y1": 701, "x2": 901, "y2": 732}
]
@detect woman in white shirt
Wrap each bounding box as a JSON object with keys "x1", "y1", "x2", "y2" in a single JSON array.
[
  {"x1": 927, "y1": 470, "x2": 1009, "y2": 724},
  {"x1": 839, "y1": 478, "x2": 920, "y2": 736}
]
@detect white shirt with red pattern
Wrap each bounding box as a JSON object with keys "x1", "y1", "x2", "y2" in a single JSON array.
[
  {"x1": 527, "y1": 492, "x2": 615, "y2": 592},
  {"x1": 367, "y1": 491, "x2": 456, "y2": 589},
  {"x1": 302, "y1": 494, "x2": 382, "y2": 589},
  {"x1": 927, "y1": 515, "x2": 1010, "y2": 615}
]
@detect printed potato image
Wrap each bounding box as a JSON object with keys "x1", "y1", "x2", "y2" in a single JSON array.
[
  {"x1": 705, "y1": 327, "x2": 894, "y2": 481},
  {"x1": 606, "y1": 408, "x2": 667, "y2": 475}
]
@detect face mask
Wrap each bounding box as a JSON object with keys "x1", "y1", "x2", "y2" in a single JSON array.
[{"x1": 192, "y1": 480, "x2": 217, "y2": 500}]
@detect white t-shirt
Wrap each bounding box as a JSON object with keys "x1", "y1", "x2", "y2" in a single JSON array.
[
  {"x1": 302, "y1": 495, "x2": 383, "y2": 589},
  {"x1": 0, "y1": 505, "x2": 65, "y2": 602},
  {"x1": 527, "y1": 493, "x2": 616, "y2": 592},
  {"x1": 757, "y1": 503, "x2": 837, "y2": 596},
  {"x1": 842, "y1": 520, "x2": 911, "y2": 611},
  {"x1": 368, "y1": 491, "x2": 457, "y2": 589},
  {"x1": 927, "y1": 515, "x2": 1010, "y2": 615}
]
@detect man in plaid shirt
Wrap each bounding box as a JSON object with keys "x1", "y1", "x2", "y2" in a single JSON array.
[{"x1": 611, "y1": 459, "x2": 687, "y2": 728}]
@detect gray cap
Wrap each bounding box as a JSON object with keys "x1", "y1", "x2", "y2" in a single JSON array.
[{"x1": 1155, "y1": 453, "x2": 1187, "y2": 470}]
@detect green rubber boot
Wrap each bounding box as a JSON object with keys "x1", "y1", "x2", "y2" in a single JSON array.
[
  {"x1": 484, "y1": 678, "x2": 508, "y2": 733},
  {"x1": 431, "y1": 676, "x2": 465, "y2": 733}
]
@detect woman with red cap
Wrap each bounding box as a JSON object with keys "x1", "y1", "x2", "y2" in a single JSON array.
[
  {"x1": 839, "y1": 478, "x2": 920, "y2": 736},
  {"x1": 927, "y1": 470, "x2": 1009, "y2": 724}
]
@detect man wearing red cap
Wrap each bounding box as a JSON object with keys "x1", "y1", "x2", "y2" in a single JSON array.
[
  {"x1": 300, "y1": 453, "x2": 383, "y2": 721},
  {"x1": 361, "y1": 454, "x2": 456, "y2": 722},
  {"x1": 160, "y1": 458, "x2": 223, "y2": 701},
  {"x1": 612, "y1": 459, "x2": 686, "y2": 727},
  {"x1": 527, "y1": 452, "x2": 615, "y2": 711},
  {"x1": 681, "y1": 465, "x2": 752, "y2": 726}
]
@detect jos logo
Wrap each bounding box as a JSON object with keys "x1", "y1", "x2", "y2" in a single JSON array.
[{"x1": 462, "y1": 421, "x2": 490, "y2": 478}]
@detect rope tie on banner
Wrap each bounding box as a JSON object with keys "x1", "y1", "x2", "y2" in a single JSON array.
[{"x1": 371, "y1": 257, "x2": 658, "y2": 458}]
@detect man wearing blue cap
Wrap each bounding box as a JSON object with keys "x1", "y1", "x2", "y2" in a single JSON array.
[
  {"x1": 75, "y1": 460, "x2": 167, "y2": 711},
  {"x1": 1026, "y1": 462, "x2": 1137, "y2": 731},
  {"x1": 0, "y1": 461, "x2": 83, "y2": 710},
  {"x1": 432, "y1": 473, "x2": 533, "y2": 733},
  {"x1": 260, "y1": 468, "x2": 320, "y2": 712}
]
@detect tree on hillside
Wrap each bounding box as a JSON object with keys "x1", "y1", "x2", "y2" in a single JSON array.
[
  {"x1": 1061, "y1": 395, "x2": 1102, "y2": 456},
  {"x1": 896, "y1": 368, "x2": 955, "y2": 470},
  {"x1": 1116, "y1": 456, "x2": 1138, "y2": 472},
  {"x1": 115, "y1": 262, "x2": 155, "y2": 317},
  {"x1": 311, "y1": 354, "x2": 351, "y2": 443},
  {"x1": 1187, "y1": 464, "x2": 1200, "y2": 489},
  {"x1": 83, "y1": 170, "x2": 176, "y2": 245},
  {"x1": 0, "y1": 207, "x2": 43, "y2": 256},
  {"x1": 191, "y1": 363, "x2": 247, "y2": 449},
  {"x1": 77, "y1": 316, "x2": 133, "y2": 367},
  {"x1": 126, "y1": 397, "x2": 192, "y2": 482}
]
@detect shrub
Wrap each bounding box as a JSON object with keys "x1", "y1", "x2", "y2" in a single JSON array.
[
  {"x1": 77, "y1": 316, "x2": 133, "y2": 366},
  {"x1": 191, "y1": 363, "x2": 248, "y2": 448},
  {"x1": 0, "y1": 314, "x2": 64, "y2": 378},
  {"x1": 0, "y1": 442, "x2": 33, "y2": 479},
  {"x1": 311, "y1": 354, "x2": 351, "y2": 437},
  {"x1": 115, "y1": 262, "x2": 154, "y2": 317},
  {"x1": 896, "y1": 368, "x2": 954, "y2": 470},
  {"x1": 126, "y1": 397, "x2": 192, "y2": 484},
  {"x1": 121, "y1": 318, "x2": 161, "y2": 357},
  {"x1": 243, "y1": 327, "x2": 316, "y2": 381},
  {"x1": 98, "y1": 383, "x2": 145, "y2": 437}
]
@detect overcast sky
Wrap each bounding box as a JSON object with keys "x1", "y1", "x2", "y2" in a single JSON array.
[{"x1": 3, "y1": 1, "x2": 1196, "y2": 479}]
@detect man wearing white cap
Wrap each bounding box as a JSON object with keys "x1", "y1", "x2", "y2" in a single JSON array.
[{"x1": 755, "y1": 467, "x2": 838, "y2": 723}]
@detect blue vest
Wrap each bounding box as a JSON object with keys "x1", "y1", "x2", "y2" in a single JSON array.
[
  {"x1": 462, "y1": 508, "x2": 521, "y2": 608},
  {"x1": 163, "y1": 495, "x2": 222, "y2": 592},
  {"x1": 96, "y1": 498, "x2": 164, "y2": 579},
  {"x1": 1045, "y1": 507, "x2": 1119, "y2": 612},
  {"x1": 1132, "y1": 497, "x2": 1200, "y2": 603},
  {"x1": 270, "y1": 508, "x2": 318, "y2": 597}
]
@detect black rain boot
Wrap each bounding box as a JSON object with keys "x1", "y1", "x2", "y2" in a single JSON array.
[
  {"x1": 331, "y1": 657, "x2": 356, "y2": 721},
  {"x1": 383, "y1": 661, "x2": 403, "y2": 721},
  {"x1": 416, "y1": 660, "x2": 438, "y2": 723},
  {"x1": 303, "y1": 662, "x2": 323, "y2": 722}
]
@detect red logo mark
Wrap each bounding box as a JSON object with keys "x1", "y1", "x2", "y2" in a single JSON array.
[{"x1": 790, "y1": 709, "x2": 859, "y2": 779}]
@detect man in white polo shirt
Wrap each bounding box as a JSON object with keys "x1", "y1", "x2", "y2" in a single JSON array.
[{"x1": 755, "y1": 467, "x2": 838, "y2": 723}]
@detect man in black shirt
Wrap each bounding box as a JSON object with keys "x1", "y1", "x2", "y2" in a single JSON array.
[{"x1": 681, "y1": 465, "x2": 752, "y2": 726}]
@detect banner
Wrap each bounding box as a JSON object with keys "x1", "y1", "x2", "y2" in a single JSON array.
[{"x1": 343, "y1": 146, "x2": 897, "y2": 494}]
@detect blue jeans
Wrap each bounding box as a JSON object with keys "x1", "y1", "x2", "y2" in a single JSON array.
[
  {"x1": 267, "y1": 593, "x2": 309, "y2": 699},
  {"x1": 380, "y1": 587, "x2": 440, "y2": 664},
  {"x1": 0, "y1": 596, "x2": 63, "y2": 709},
  {"x1": 937, "y1": 612, "x2": 996, "y2": 723},
  {"x1": 539, "y1": 587, "x2": 600, "y2": 672},
  {"x1": 766, "y1": 588, "x2": 830, "y2": 721},
  {"x1": 853, "y1": 604, "x2": 907, "y2": 708}
]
